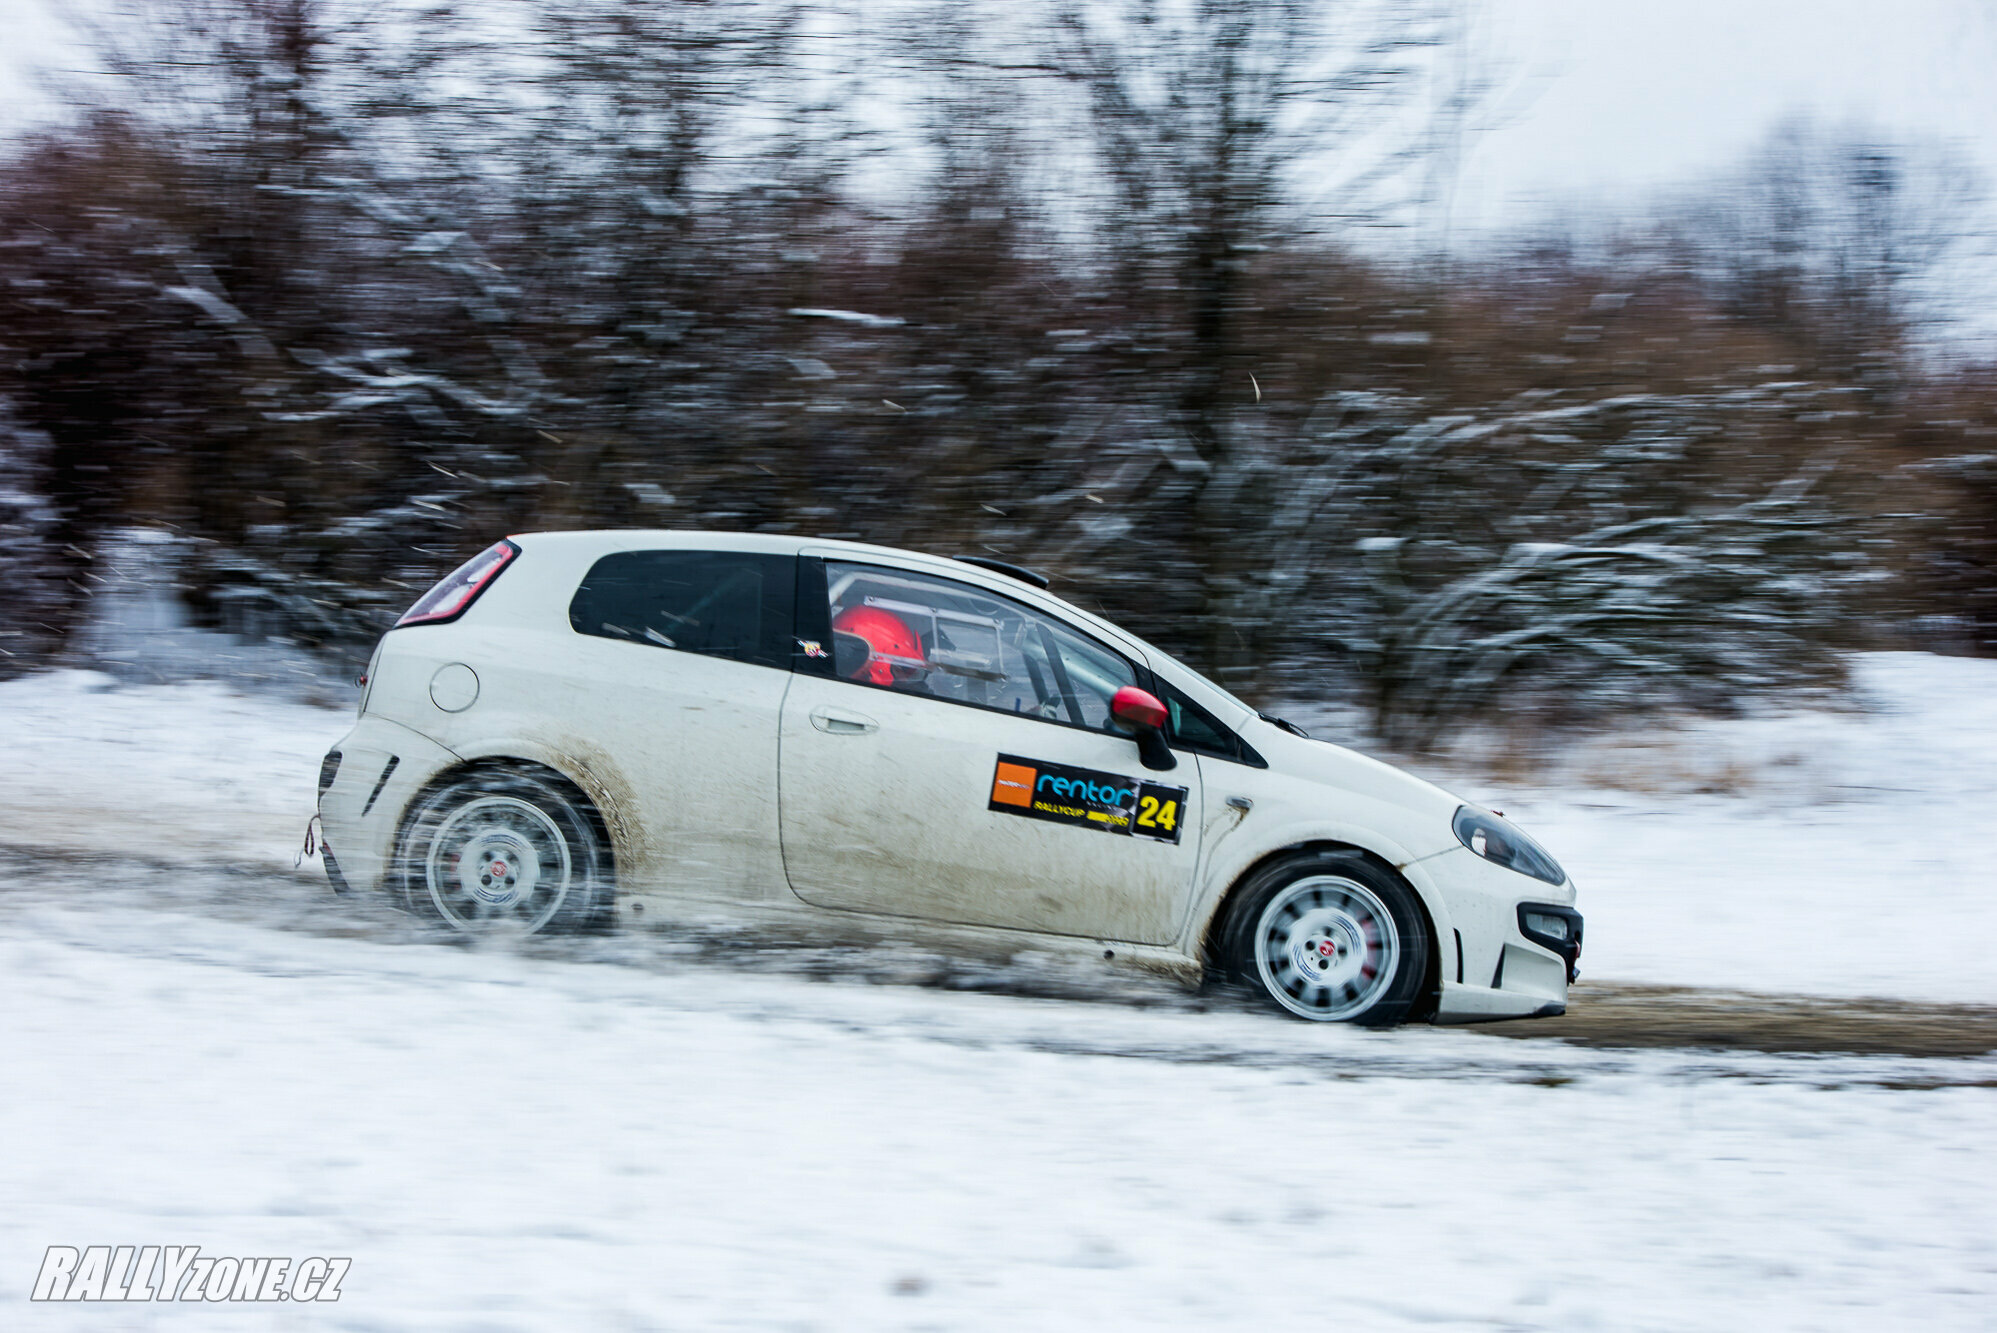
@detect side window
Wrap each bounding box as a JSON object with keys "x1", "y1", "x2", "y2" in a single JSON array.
[
  {"x1": 820, "y1": 560, "x2": 1136, "y2": 729},
  {"x1": 569, "y1": 550, "x2": 795, "y2": 669},
  {"x1": 1162, "y1": 682, "x2": 1238, "y2": 758},
  {"x1": 1158, "y1": 681, "x2": 1264, "y2": 766}
]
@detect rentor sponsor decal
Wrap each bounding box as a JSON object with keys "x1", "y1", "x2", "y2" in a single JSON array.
[{"x1": 987, "y1": 754, "x2": 1187, "y2": 844}]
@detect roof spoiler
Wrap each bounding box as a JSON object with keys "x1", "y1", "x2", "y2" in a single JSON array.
[{"x1": 952, "y1": 555, "x2": 1050, "y2": 589}]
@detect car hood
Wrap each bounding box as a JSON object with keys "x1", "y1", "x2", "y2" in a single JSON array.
[{"x1": 1245, "y1": 723, "x2": 1468, "y2": 858}]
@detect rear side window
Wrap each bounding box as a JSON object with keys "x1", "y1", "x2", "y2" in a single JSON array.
[
  {"x1": 397, "y1": 539, "x2": 520, "y2": 627},
  {"x1": 569, "y1": 550, "x2": 795, "y2": 669}
]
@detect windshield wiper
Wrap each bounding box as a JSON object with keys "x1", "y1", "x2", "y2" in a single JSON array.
[{"x1": 1259, "y1": 712, "x2": 1311, "y2": 739}]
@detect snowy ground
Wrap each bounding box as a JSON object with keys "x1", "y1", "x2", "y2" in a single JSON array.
[
  {"x1": 3, "y1": 652, "x2": 1995, "y2": 1327},
  {"x1": 3, "y1": 895, "x2": 1994, "y2": 1331},
  {"x1": 0, "y1": 670, "x2": 339, "y2": 869}
]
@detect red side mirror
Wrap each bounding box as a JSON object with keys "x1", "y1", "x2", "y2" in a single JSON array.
[{"x1": 1110, "y1": 685, "x2": 1168, "y2": 731}]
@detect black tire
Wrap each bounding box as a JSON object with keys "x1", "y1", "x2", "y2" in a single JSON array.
[
  {"x1": 396, "y1": 768, "x2": 609, "y2": 935},
  {"x1": 1216, "y1": 850, "x2": 1430, "y2": 1026}
]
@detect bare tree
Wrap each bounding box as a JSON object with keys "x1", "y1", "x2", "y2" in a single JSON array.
[
  {"x1": 1666, "y1": 118, "x2": 1982, "y2": 379},
  {"x1": 1046, "y1": 0, "x2": 1450, "y2": 683}
]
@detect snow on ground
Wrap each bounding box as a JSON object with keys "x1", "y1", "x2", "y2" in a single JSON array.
[
  {"x1": 3, "y1": 902, "x2": 1994, "y2": 1331},
  {"x1": 3, "y1": 650, "x2": 1994, "y2": 1002},
  {"x1": 0, "y1": 670, "x2": 339, "y2": 868}
]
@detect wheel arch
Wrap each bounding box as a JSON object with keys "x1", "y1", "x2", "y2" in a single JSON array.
[
  {"x1": 1195, "y1": 839, "x2": 1446, "y2": 1018},
  {"x1": 439, "y1": 735, "x2": 641, "y2": 872},
  {"x1": 388, "y1": 755, "x2": 618, "y2": 910}
]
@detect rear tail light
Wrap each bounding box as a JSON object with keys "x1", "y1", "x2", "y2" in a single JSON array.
[{"x1": 396, "y1": 539, "x2": 520, "y2": 627}]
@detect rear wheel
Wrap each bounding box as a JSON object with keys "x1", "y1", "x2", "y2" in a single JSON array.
[
  {"x1": 399, "y1": 769, "x2": 607, "y2": 934},
  {"x1": 1217, "y1": 851, "x2": 1429, "y2": 1025}
]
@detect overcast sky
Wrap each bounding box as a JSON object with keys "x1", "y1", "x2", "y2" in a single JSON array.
[
  {"x1": 5, "y1": 0, "x2": 1994, "y2": 334},
  {"x1": 1455, "y1": 0, "x2": 1997, "y2": 227}
]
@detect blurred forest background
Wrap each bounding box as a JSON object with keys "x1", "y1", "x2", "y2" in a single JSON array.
[{"x1": 2, "y1": 0, "x2": 1993, "y2": 742}]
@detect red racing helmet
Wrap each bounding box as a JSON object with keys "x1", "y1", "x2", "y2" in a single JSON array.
[{"x1": 832, "y1": 604, "x2": 925, "y2": 687}]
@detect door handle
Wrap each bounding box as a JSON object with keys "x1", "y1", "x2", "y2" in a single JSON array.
[{"x1": 809, "y1": 707, "x2": 879, "y2": 735}]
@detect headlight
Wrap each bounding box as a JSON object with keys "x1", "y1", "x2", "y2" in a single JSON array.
[{"x1": 1452, "y1": 807, "x2": 1565, "y2": 886}]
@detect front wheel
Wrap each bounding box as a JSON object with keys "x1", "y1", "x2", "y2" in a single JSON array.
[
  {"x1": 398, "y1": 769, "x2": 608, "y2": 934},
  {"x1": 1216, "y1": 851, "x2": 1430, "y2": 1025}
]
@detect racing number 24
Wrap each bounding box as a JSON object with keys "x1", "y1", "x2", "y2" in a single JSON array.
[{"x1": 1136, "y1": 794, "x2": 1178, "y2": 833}]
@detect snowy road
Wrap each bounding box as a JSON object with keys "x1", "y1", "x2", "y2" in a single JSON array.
[
  {"x1": 2, "y1": 836, "x2": 1994, "y2": 1330},
  {"x1": 4, "y1": 860, "x2": 1996, "y2": 1331}
]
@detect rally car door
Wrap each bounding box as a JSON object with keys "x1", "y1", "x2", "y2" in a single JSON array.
[{"x1": 778, "y1": 558, "x2": 1204, "y2": 945}]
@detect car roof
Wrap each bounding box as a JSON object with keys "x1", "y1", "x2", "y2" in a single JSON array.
[
  {"x1": 509, "y1": 528, "x2": 1087, "y2": 618},
  {"x1": 510, "y1": 528, "x2": 1028, "y2": 584}
]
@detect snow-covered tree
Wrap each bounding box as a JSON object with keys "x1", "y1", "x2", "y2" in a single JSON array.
[{"x1": 0, "y1": 401, "x2": 65, "y2": 675}]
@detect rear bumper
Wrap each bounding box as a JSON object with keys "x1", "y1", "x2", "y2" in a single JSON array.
[
  {"x1": 316, "y1": 714, "x2": 460, "y2": 900},
  {"x1": 321, "y1": 844, "x2": 353, "y2": 896}
]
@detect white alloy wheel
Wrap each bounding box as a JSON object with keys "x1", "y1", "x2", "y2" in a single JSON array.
[
  {"x1": 399, "y1": 769, "x2": 607, "y2": 935},
  {"x1": 426, "y1": 795, "x2": 574, "y2": 932},
  {"x1": 1252, "y1": 875, "x2": 1402, "y2": 1021},
  {"x1": 1219, "y1": 850, "x2": 1429, "y2": 1026}
]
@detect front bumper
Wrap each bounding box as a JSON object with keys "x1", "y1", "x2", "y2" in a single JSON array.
[
  {"x1": 1412, "y1": 845, "x2": 1582, "y2": 1024},
  {"x1": 1517, "y1": 903, "x2": 1584, "y2": 984}
]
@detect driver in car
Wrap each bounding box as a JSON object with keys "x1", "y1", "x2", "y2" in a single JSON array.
[{"x1": 832, "y1": 604, "x2": 929, "y2": 690}]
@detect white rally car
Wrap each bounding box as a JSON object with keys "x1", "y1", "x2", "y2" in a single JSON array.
[{"x1": 315, "y1": 530, "x2": 1581, "y2": 1025}]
